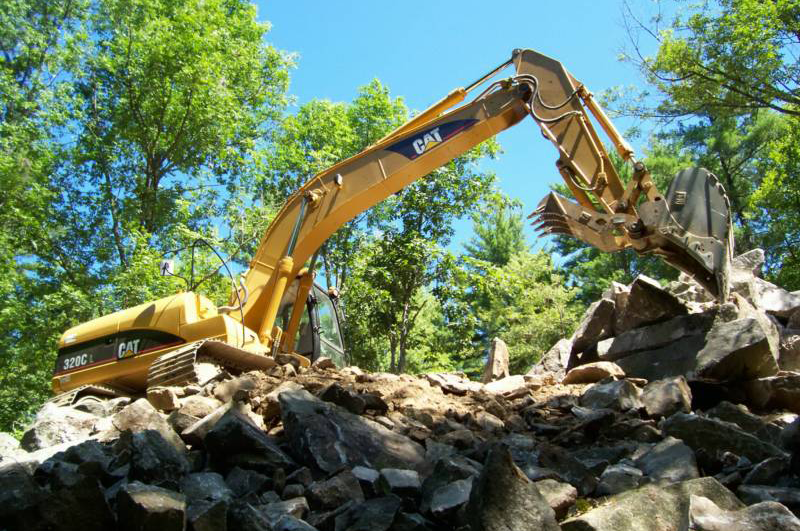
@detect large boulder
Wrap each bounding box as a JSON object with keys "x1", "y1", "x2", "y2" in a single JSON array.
[
  {"x1": 641, "y1": 376, "x2": 692, "y2": 418},
  {"x1": 571, "y1": 298, "x2": 616, "y2": 355},
  {"x1": 466, "y1": 445, "x2": 559, "y2": 531},
  {"x1": 694, "y1": 317, "x2": 778, "y2": 381},
  {"x1": 596, "y1": 312, "x2": 715, "y2": 363},
  {"x1": 580, "y1": 380, "x2": 642, "y2": 412},
  {"x1": 204, "y1": 408, "x2": 295, "y2": 473},
  {"x1": 528, "y1": 338, "x2": 572, "y2": 380},
  {"x1": 563, "y1": 362, "x2": 625, "y2": 384},
  {"x1": 482, "y1": 337, "x2": 510, "y2": 383},
  {"x1": 279, "y1": 389, "x2": 427, "y2": 474},
  {"x1": 560, "y1": 477, "x2": 743, "y2": 531},
  {"x1": 746, "y1": 374, "x2": 800, "y2": 413},
  {"x1": 690, "y1": 494, "x2": 800, "y2": 531},
  {"x1": 752, "y1": 278, "x2": 800, "y2": 319},
  {"x1": 615, "y1": 275, "x2": 688, "y2": 334},
  {"x1": 634, "y1": 436, "x2": 699, "y2": 483},
  {"x1": 615, "y1": 334, "x2": 707, "y2": 382},
  {"x1": 117, "y1": 481, "x2": 186, "y2": 531},
  {"x1": 20, "y1": 403, "x2": 98, "y2": 451},
  {"x1": 121, "y1": 429, "x2": 191, "y2": 489},
  {"x1": 106, "y1": 398, "x2": 185, "y2": 451},
  {"x1": 661, "y1": 413, "x2": 787, "y2": 464}
]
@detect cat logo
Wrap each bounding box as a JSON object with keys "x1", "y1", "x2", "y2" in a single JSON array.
[
  {"x1": 386, "y1": 119, "x2": 479, "y2": 160},
  {"x1": 412, "y1": 127, "x2": 442, "y2": 156},
  {"x1": 117, "y1": 339, "x2": 141, "y2": 360}
]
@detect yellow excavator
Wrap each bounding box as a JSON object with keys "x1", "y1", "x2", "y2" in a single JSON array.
[{"x1": 51, "y1": 48, "x2": 733, "y2": 402}]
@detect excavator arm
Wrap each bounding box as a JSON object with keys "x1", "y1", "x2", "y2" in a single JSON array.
[{"x1": 238, "y1": 49, "x2": 733, "y2": 349}]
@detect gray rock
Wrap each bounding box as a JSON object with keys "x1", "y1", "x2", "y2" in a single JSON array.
[
  {"x1": 528, "y1": 338, "x2": 572, "y2": 380},
  {"x1": 779, "y1": 330, "x2": 800, "y2": 371},
  {"x1": 753, "y1": 277, "x2": 800, "y2": 318},
  {"x1": 615, "y1": 275, "x2": 688, "y2": 334},
  {"x1": 424, "y1": 440, "x2": 456, "y2": 464},
  {"x1": 20, "y1": 403, "x2": 97, "y2": 451},
  {"x1": 0, "y1": 432, "x2": 22, "y2": 458},
  {"x1": 379, "y1": 468, "x2": 420, "y2": 500},
  {"x1": 484, "y1": 375, "x2": 530, "y2": 398},
  {"x1": 563, "y1": 362, "x2": 625, "y2": 384},
  {"x1": 334, "y1": 495, "x2": 402, "y2": 531},
  {"x1": 166, "y1": 410, "x2": 200, "y2": 434},
  {"x1": 580, "y1": 380, "x2": 643, "y2": 412},
  {"x1": 731, "y1": 293, "x2": 781, "y2": 365},
  {"x1": 429, "y1": 477, "x2": 473, "y2": 520},
  {"x1": 283, "y1": 484, "x2": 305, "y2": 499},
  {"x1": 561, "y1": 477, "x2": 744, "y2": 531},
  {"x1": 226, "y1": 467, "x2": 270, "y2": 497},
  {"x1": 733, "y1": 249, "x2": 766, "y2": 276},
  {"x1": 352, "y1": 466, "x2": 381, "y2": 497},
  {"x1": 471, "y1": 410, "x2": 505, "y2": 433},
  {"x1": 534, "y1": 478, "x2": 577, "y2": 520},
  {"x1": 0, "y1": 461, "x2": 43, "y2": 529},
  {"x1": 424, "y1": 373, "x2": 484, "y2": 395},
  {"x1": 538, "y1": 443, "x2": 598, "y2": 497},
  {"x1": 747, "y1": 374, "x2": 800, "y2": 414},
  {"x1": 319, "y1": 383, "x2": 366, "y2": 415},
  {"x1": 596, "y1": 463, "x2": 643, "y2": 496},
  {"x1": 466, "y1": 445, "x2": 559, "y2": 531},
  {"x1": 737, "y1": 485, "x2": 800, "y2": 514},
  {"x1": 262, "y1": 497, "x2": 309, "y2": 525},
  {"x1": 392, "y1": 512, "x2": 435, "y2": 531},
  {"x1": 616, "y1": 334, "x2": 707, "y2": 382},
  {"x1": 641, "y1": 376, "x2": 692, "y2": 418},
  {"x1": 571, "y1": 298, "x2": 616, "y2": 354},
  {"x1": 705, "y1": 401, "x2": 782, "y2": 446},
  {"x1": 743, "y1": 457, "x2": 789, "y2": 485},
  {"x1": 204, "y1": 408, "x2": 295, "y2": 473},
  {"x1": 662, "y1": 413, "x2": 787, "y2": 465},
  {"x1": 694, "y1": 318, "x2": 779, "y2": 381},
  {"x1": 186, "y1": 498, "x2": 229, "y2": 531},
  {"x1": 274, "y1": 515, "x2": 319, "y2": 531},
  {"x1": 178, "y1": 395, "x2": 222, "y2": 419},
  {"x1": 108, "y1": 398, "x2": 185, "y2": 451},
  {"x1": 147, "y1": 386, "x2": 181, "y2": 412},
  {"x1": 420, "y1": 455, "x2": 482, "y2": 514},
  {"x1": 122, "y1": 429, "x2": 191, "y2": 489},
  {"x1": 597, "y1": 312, "x2": 715, "y2": 363},
  {"x1": 482, "y1": 337, "x2": 510, "y2": 383},
  {"x1": 308, "y1": 469, "x2": 364, "y2": 510},
  {"x1": 635, "y1": 437, "x2": 699, "y2": 483},
  {"x1": 279, "y1": 389, "x2": 427, "y2": 474},
  {"x1": 180, "y1": 472, "x2": 233, "y2": 503},
  {"x1": 228, "y1": 500, "x2": 272, "y2": 530},
  {"x1": 117, "y1": 481, "x2": 186, "y2": 531},
  {"x1": 690, "y1": 494, "x2": 800, "y2": 531}
]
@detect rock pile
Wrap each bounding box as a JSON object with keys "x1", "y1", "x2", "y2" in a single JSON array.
[{"x1": 4, "y1": 248, "x2": 800, "y2": 530}]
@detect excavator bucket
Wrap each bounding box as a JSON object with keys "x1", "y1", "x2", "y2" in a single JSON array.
[{"x1": 532, "y1": 168, "x2": 733, "y2": 300}]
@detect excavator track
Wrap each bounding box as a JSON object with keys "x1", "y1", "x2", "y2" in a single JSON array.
[{"x1": 146, "y1": 339, "x2": 278, "y2": 390}]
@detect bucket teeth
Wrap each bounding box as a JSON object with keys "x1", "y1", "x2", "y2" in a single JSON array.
[{"x1": 528, "y1": 192, "x2": 625, "y2": 252}]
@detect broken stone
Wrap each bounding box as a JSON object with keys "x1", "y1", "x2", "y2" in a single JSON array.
[
  {"x1": 528, "y1": 338, "x2": 572, "y2": 381},
  {"x1": 742, "y1": 456, "x2": 789, "y2": 485},
  {"x1": 471, "y1": 410, "x2": 505, "y2": 433},
  {"x1": 538, "y1": 443, "x2": 598, "y2": 497},
  {"x1": 733, "y1": 249, "x2": 766, "y2": 275},
  {"x1": 705, "y1": 401, "x2": 782, "y2": 446},
  {"x1": 274, "y1": 515, "x2": 319, "y2": 531},
  {"x1": 262, "y1": 497, "x2": 309, "y2": 525},
  {"x1": 117, "y1": 481, "x2": 186, "y2": 531},
  {"x1": 334, "y1": 496, "x2": 401, "y2": 531},
  {"x1": 122, "y1": 429, "x2": 190, "y2": 489},
  {"x1": 466, "y1": 445, "x2": 559, "y2": 531},
  {"x1": 484, "y1": 375, "x2": 529, "y2": 398},
  {"x1": 312, "y1": 357, "x2": 336, "y2": 370},
  {"x1": 307, "y1": 469, "x2": 364, "y2": 510},
  {"x1": 615, "y1": 334, "x2": 707, "y2": 382},
  {"x1": 662, "y1": 413, "x2": 787, "y2": 464},
  {"x1": 753, "y1": 277, "x2": 800, "y2": 319},
  {"x1": 571, "y1": 298, "x2": 615, "y2": 354},
  {"x1": 279, "y1": 389, "x2": 427, "y2": 474},
  {"x1": 319, "y1": 383, "x2": 366, "y2": 415},
  {"x1": 596, "y1": 463, "x2": 644, "y2": 496},
  {"x1": 615, "y1": 275, "x2": 688, "y2": 334},
  {"x1": 634, "y1": 436, "x2": 699, "y2": 484},
  {"x1": 352, "y1": 466, "x2": 381, "y2": 497},
  {"x1": 0, "y1": 461, "x2": 43, "y2": 529},
  {"x1": 482, "y1": 337, "x2": 510, "y2": 383},
  {"x1": 563, "y1": 361, "x2": 625, "y2": 384},
  {"x1": 20, "y1": 403, "x2": 98, "y2": 451},
  {"x1": 180, "y1": 471, "x2": 233, "y2": 503},
  {"x1": 147, "y1": 387, "x2": 181, "y2": 412},
  {"x1": 561, "y1": 477, "x2": 743, "y2": 531},
  {"x1": 579, "y1": 379, "x2": 643, "y2": 412},
  {"x1": 747, "y1": 374, "x2": 800, "y2": 414},
  {"x1": 424, "y1": 373, "x2": 484, "y2": 395},
  {"x1": 213, "y1": 373, "x2": 259, "y2": 403},
  {"x1": 379, "y1": 468, "x2": 421, "y2": 501},
  {"x1": 178, "y1": 395, "x2": 222, "y2": 419},
  {"x1": 737, "y1": 485, "x2": 800, "y2": 515},
  {"x1": 694, "y1": 317, "x2": 779, "y2": 381},
  {"x1": 596, "y1": 311, "x2": 715, "y2": 362},
  {"x1": 780, "y1": 330, "x2": 800, "y2": 371},
  {"x1": 534, "y1": 478, "x2": 577, "y2": 520},
  {"x1": 429, "y1": 477, "x2": 472, "y2": 521},
  {"x1": 107, "y1": 398, "x2": 185, "y2": 452},
  {"x1": 690, "y1": 494, "x2": 800, "y2": 531},
  {"x1": 204, "y1": 408, "x2": 295, "y2": 473},
  {"x1": 641, "y1": 376, "x2": 692, "y2": 418}
]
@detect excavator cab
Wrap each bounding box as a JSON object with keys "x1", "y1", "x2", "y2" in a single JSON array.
[{"x1": 277, "y1": 281, "x2": 347, "y2": 366}]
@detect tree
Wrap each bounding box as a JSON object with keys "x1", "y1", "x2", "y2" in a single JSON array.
[
  {"x1": 463, "y1": 194, "x2": 528, "y2": 266},
  {"x1": 624, "y1": 0, "x2": 800, "y2": 119}
]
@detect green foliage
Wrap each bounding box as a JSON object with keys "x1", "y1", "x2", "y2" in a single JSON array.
[{"x1": 463, "y1": 194, "x2": 528, "y2": 266}]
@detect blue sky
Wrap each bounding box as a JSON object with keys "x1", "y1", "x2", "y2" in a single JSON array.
[{"x1": 255, "y1": 1, "x2": 665, "y2": 252}]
